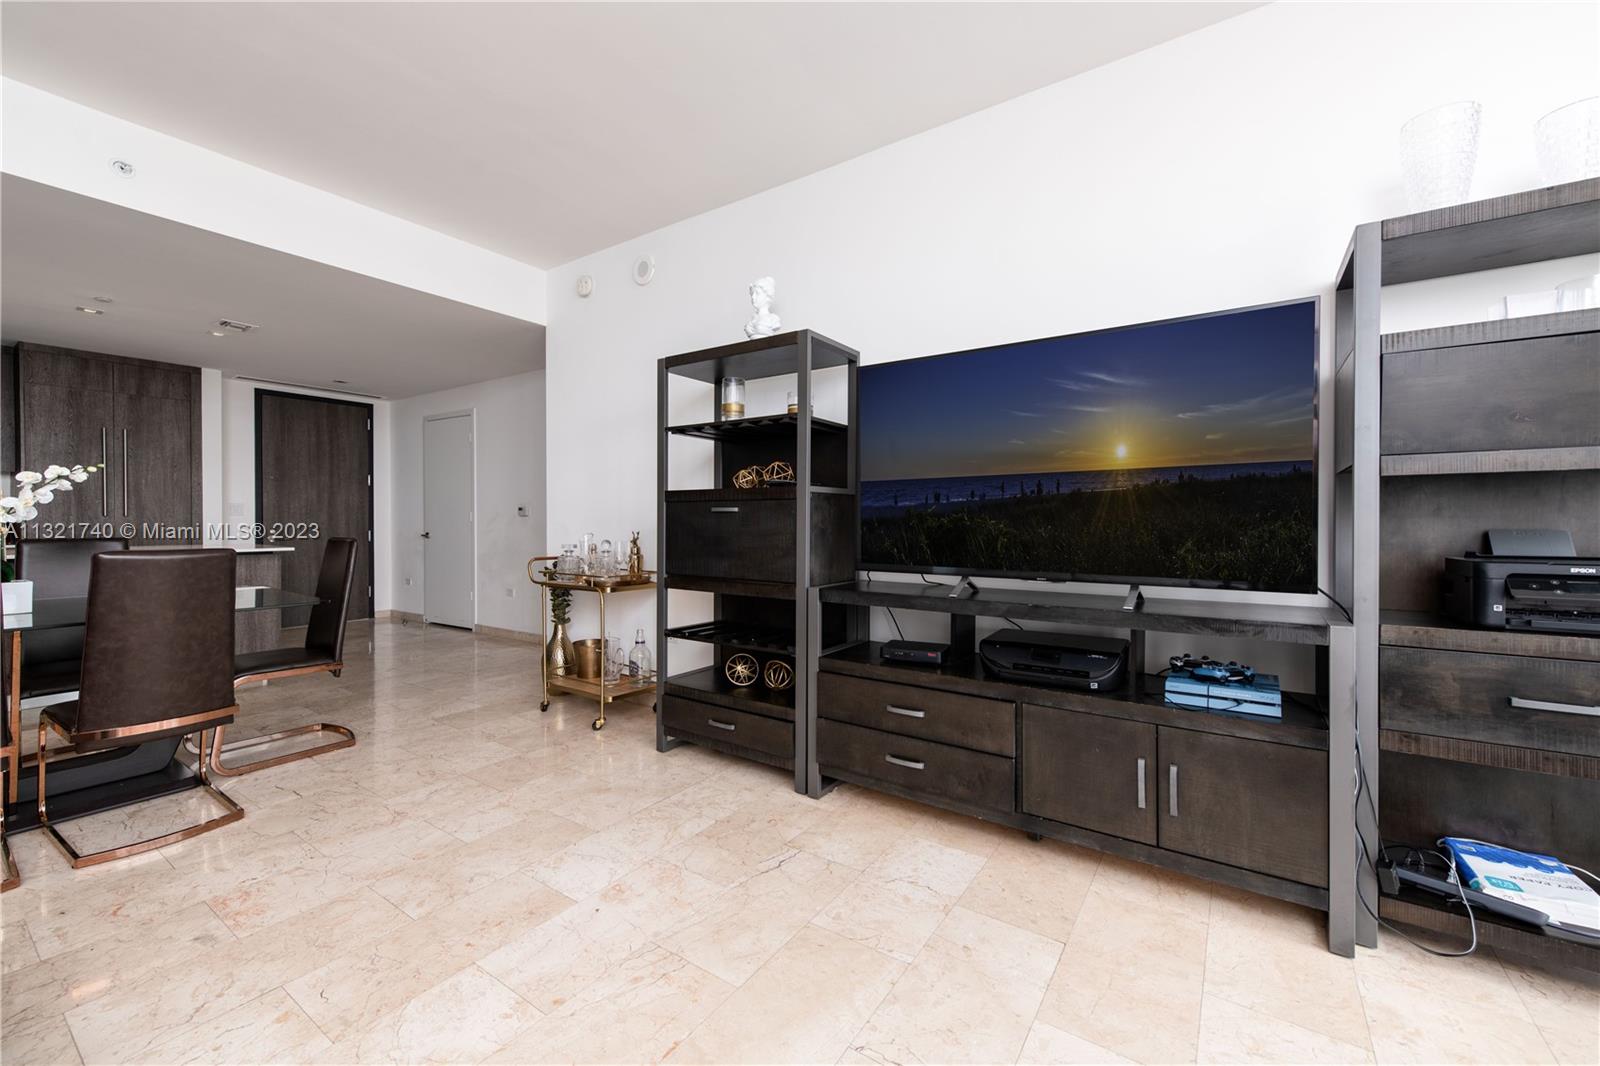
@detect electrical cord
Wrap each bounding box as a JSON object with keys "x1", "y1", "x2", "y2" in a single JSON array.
[
  {"x1": 1352, "y1": 727, "x2": 1478, "y2": 956},
  {"x1": 1003, "y1": 617, "x2": 1024, "y2": 630},
  {"x1": 1319, "y1": 586, "x2": 1353, "y2": 623}
]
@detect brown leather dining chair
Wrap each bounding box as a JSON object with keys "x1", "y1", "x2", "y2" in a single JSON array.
[
  {"x1": 35, "y1": 549, "x2": 244, "y2": 869},
  {"x1": 205, "y1": 537, "x2": 359, "y2": 776},
  {"x1": 15, "y1": 537, "x2": 130, "y2": 701}
]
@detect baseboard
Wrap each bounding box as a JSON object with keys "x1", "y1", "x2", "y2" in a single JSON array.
[{"x1": 474, "y1": 622, "x2": 541, "y2": 644}]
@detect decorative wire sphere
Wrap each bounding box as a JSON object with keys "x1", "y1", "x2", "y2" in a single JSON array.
[
  {"x1": 725, "y1": 653, "x2": 759, "y2": 687},
  {"x1": 733, "y1": 466, "x2": 763, "y2": 490},
  {"x1": 763, "y1": 659, "x2": 794, "y2": 690},
  {"x1": 761, "y1": 460, "x2": 795, "y2": 484}
]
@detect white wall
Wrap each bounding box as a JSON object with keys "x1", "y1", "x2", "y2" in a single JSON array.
[
  {"x1": 211, "y1": 376, "x2": 394, "y2": 611},
  {"x1": 1, "y1": 78, "x2": 547, "y2": 324},
  {"x1": 389, "y1": 370, "x2": 547, "y2": 633},
  {"x1": 543, "y1": 1, "x2": 1600, "y2": 684}
]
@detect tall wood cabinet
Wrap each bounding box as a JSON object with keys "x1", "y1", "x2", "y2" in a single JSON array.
[{"x1": 9, "y1": 343, "x2": 201, "y2": 543}]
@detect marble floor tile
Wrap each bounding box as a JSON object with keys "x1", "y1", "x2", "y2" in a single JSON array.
[
  {"x1": 134, "y1": 987, "x2": 334, "y2": 1065},
  {"x1": 1359, "y1": 969, "x2": 1557, "y2": 1064},
  {"x1": 331, "y1": 963, "x2": 542, "y2": 1065},
  {"x1": 655, "y1": 848, "x2": 859, "y2": 985},
  {"x1": 958, "y1": 833, "x2": 1100, "y2": 945},
  {"x1": 812, "y1": 836, "x2": 986, "y2": 963},
  {"x1": 1203, "y1": 886, "x2": 1372, "y2": 1050},
  {"x1": 371, "y1": 809, "x2": 589, "y2": 917},
  {"x1": 665, "y1": 924, "x2": 903, "y2": 1064},
  {"x1": 1196, "y1": 995, "x2": 1374, "y2": 1064},
  {"x1": 850, "y1": 904, "x2": 1063, "y2": 1065},
  {"x1": 484, "y1": 945, "x2": 732, "y2": 1065},
  {"x1": 478, "y1": 892, "x2": 654, "y2": 1013},
  {"x1": 1504, "y1": 959, "x2": 1600, "y2": 1066},
  {"x1": 1035, "y1": 883, "x2": 1210, "y2": 1063},
  {"x1": 1017, "y1": 1020, "x2": 1135, "y2": 1064}
]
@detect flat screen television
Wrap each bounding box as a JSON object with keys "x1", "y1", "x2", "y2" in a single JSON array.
[{"x1": 858, "y1": 299, "x2": 1319, "y2": 592}]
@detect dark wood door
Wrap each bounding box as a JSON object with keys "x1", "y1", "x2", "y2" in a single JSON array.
[
  {"x1": 113, "y1": 362, "x2": 197, "y2": 543},
  {"x1": 257, "y1": 391, "x2": 373, "y2": 625},
  {"x1": 18, "y1": 345, "x2": 116, "y2": 531},
  {"x1": 1021, "y1": 704, "x2": 1157, "y2": 844},
  {"x1": 1157, "y1": 728, "x2": 1328, "y2": 887}
]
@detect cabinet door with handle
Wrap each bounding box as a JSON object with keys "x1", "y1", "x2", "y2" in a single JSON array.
[
  {"x1": 113, "y1": 363, "x2": 197, "y2": 543},
  {"x1": 1021, "y1": 704, "x2": 1157, "y2": 844},
  {"x1": 18, "y1": 346, "x2": 116, "y2": 530},
  {"x1": 1157, "y1": 728, "x2": 1328, "y2": 887}
]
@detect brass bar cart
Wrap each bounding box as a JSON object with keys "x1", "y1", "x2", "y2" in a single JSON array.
[{"x1": 528, "y1": 557, "x2": 657, "y2": 731}]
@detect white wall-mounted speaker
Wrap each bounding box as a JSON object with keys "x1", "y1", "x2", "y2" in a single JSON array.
[{"x1": 633, "y1": 255, "x2": 656, "y2": 286}]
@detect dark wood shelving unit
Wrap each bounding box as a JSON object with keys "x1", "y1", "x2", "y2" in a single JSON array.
[
  {"x1": 1334, "y1": 178, "x2": 1600, "y2": 970},
  {"x1": 656, "y1": 330, "x2": 860, "y2": 792}
]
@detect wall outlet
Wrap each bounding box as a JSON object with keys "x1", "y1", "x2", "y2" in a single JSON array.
[
  {"x1": 503, "y1": 586, "x2": 515, "y2": 598},
  {"x1": 404, "y1": 577, "x2": 413, "y2": 587}
]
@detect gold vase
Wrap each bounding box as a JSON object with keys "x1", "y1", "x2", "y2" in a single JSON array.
[{"x1": 547, "y1": 622, "x2": 576, "y2": 675}]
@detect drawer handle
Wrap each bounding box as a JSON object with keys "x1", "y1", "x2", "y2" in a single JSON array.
[
  {"x1": 1508, "y1": 696, "x2": 1600, "y2": 718},
  {"x1": 709, "y1": 506, "x2": 740, "y2": 514},
  {"x1": 885, "y1": 754, "x2": 925, "y2": 771},
  {"x1": 707, "y1": 718, "x2": 737, "y2": 732},
  {"x1": 1168, "y1": 763, "x2": 1178, "y2": 817},
  {"x1": 1136, "y1": 757, "x2": 1146, "y2": 810},
  {"x1": 885, "y1": 704, "x2": 926, "y2": 719}
]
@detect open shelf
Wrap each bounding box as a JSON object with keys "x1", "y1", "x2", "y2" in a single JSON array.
[
  {"x1": 664, "y1": 620, "x2": 795, "y2": 656},
  {"x1": 1380, "y1": 610, "x2": 1600, "y2": 662},
  {"x1": 1380, "y1": 887, "x2": 1599, "y2": 972},
  {"x1": 664, "y1": 666, "x2": 795, "y2": 719},
  {"x1": 666, "y1": 412, "x2": 847, "y2": 441},
  {"x1": 1382, "y1": 308, "x2": 1600, "y2": 355},
  {"x1": 664, "y1": 486, "x2": 856, "y2": 502},
  {"x1": 822, "y1": 642, "x2": 1330, "y2": 751},
  {"x1": 662, "y1": 329, "x2": 858, "y2": 382},
  {"x1": 663, "y1": 573, "x2": 796, "y2": 599},
  {"x1": 1380, "y1": 446, "x2": 1600, "y2": 477},
  {"x1": 1379, "y1": 178, "x2": 1600, "y2": 286},
  {"x1": 820, "y1": 580, "x2": 1340, "y2": 646}
]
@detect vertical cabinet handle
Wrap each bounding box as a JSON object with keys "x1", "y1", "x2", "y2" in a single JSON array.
[
  {"x1": 121, "y1": 429, "x2": 130, "y2": 517},
  {"x1": 1136, "y1": 757, "x2": 1146, "y2": 810},
  {"x1": 1168, "y1": 764, "x2": 1179, "y2": 817},
  {"x1": 100, "y1": 427, "x2": 109, "y2": 516}
]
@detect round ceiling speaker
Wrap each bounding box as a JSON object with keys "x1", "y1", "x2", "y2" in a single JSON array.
[
  {"x1": 576, "y1": 274, "x2": 594, "y2": 298},
  {"x1": 633, "y1": 255, "x2": 656, "y2": 286}
]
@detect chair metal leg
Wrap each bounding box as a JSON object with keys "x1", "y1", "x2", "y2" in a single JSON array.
[
  {"x1": 204, "y1": 720, "x2": 356, "y2": 777},
  {"x1": 37, "y1": 725, "x2": 245, "y2": 870},
  {"x1": 1, "y1": 823, "x2": 19, "y2": 892}
]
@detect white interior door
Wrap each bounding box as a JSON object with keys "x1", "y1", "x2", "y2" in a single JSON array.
[{"x1": 423, "y1": 413, "x2": 475, "y2": 628}]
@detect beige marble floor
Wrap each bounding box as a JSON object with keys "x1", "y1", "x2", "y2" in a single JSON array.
[{"x1": 2, "y1": 621, "x2": 1594, "y2": 1065}]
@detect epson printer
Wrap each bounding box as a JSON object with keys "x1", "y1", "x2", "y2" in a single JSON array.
[
  {"x1": 1442, "y1": 530, "x2": 1600, "y2": 636},
  {"x1": 979, "y1": 631, "x2": 1128, "y2": 690}
]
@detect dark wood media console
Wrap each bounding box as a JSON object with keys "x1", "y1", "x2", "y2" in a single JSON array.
[{"x1": 813, "y1": 580, "x2": 1360, "y2": 955}]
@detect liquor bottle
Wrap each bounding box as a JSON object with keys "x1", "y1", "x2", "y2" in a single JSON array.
[{"x1": 627, "y1": 628, "x2": 654, "y2": 679}]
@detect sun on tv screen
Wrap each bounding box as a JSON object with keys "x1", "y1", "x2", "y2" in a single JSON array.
[{"x1": 858, "y1": 299, "x2": 1319, "y2": 592}]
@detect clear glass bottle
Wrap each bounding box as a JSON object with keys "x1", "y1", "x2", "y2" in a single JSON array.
[
  {"x1": 597, "y1": 539, "x2": 614, "y2": 576},
  {"x1": 720, "y1": 377, "x2": 746, "y2": 420},
  {"x1": 628, "y1": 628, "x2": 654, "y2": 679},
  {"x1": 556, "y1": 543, "x2": 580, "y2": 578}
]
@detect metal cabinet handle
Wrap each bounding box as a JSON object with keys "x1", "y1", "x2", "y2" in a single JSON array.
[
  {"x1": 420, "y1": 532, "x2": 432, "y2": 539},
  {"x1": 709, "y1": 506, "x2": 739, "y2": 513},
  {"x1": 1509, "y1": 696, "x2": 1600, "y2": 718},
  {"x1": 885, "y1": 704, "x2": 925, "y2": 719},
  {"x1": 707, "y1": 718, "x2": 736, "y2": 732},
  {"x1": 100, "y1": 427, "x2": 109, "y2": 516},
  {"x1": 885, "y1": 754, "x2": 925, "y2": 771},
  {"x1": 1168, "y1": 764, "x2": 1178, "y2": 817},
  {"x1": 121, "y1": 429, "x2": 129, "y2": 517},
  {"x1": 1137, "y1": 757, "x2": 1146, "y2": 810}
]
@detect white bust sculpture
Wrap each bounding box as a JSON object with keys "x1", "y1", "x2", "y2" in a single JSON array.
[{"x1": 744, "y1": 276, "x2": 781, "y2": 339}]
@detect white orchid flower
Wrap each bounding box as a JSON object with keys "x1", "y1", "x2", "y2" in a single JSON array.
[
  {"x1": 17, "y1": 488, "x2": 35, "y2": 508},
  {"x1": 42, "y1": 465, "x2": 69, "y2": 480},
  {"x1": 33, "y1": 488, "x2": 53, "y2": 505},
  {"x1": 15, "y1": 471, "x2": 42, "y2": 485},
  {"x1": 67, "y1": 467, "x2": 89, "y2": 482},
  {"x1": 43, "y1": 478, "x2": 72, "y2": 493}
]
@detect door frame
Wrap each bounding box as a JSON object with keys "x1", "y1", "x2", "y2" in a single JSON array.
[
  {"x1": 253, "y1": 388, "x2": 375, "y2": 616},
  {"x1": 421, "y1": 409, "x2": 477, "y2": 629}
]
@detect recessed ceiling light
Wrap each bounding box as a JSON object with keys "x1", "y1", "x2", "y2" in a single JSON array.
[
  {"x1": 208, "y1": 330, "x2": 227, "y2": 337},
  {"x1": 110, "y1": 159, "x2": 136, "y2": 178},
  {"x1": 92, "y1": 295, "x2": 114, "y2": 304},
  {"x1": 75, "y1": 305, "x2": 104, "y2": 315}
]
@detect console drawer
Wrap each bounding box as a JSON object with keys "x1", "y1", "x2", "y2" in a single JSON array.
[
  {"x1": 1381, "y1": 646, "x2": 1600, "y2": 757},
  {"x1": 819, "y1": 672, "x2": 1015, "y2": 755},
  {"x1": 665, "y1": 499, "x2": 794, "y2": 583},
  {"x1": 662, "y1": 694, "x2": 793, "y2": 760},
  {"x1": 817, "y1": 718, "x2": 1014, "y2": 814}
]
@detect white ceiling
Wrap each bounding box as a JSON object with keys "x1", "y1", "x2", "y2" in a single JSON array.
[
  {"x1": 1, "y1": 2, "x2": 1257, "y2": 269},
  {"x1": 0, "y1": 175, "x2": 544, "y2": 398}
]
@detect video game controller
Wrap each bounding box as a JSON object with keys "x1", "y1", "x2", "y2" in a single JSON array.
[{"x1": 1168, "y1": 654, "x2": 1255, "y2": 684}]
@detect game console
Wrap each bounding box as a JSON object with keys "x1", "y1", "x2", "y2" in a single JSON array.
[
  {"x1": 1164, "y1": 654, "x2": 1282, "y2": 718},
  {"x1": 978, "y1": 631, "x2": 1127, "y2": 691}
]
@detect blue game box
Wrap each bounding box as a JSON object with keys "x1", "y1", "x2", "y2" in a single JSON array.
[{"x1": 1164, "y1": 672, "x2": 1283, "y2": 718}]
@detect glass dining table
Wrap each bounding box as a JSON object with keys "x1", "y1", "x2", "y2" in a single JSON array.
[{"x1": 2, "y1": 587, "x2": 322, "y2": 833}]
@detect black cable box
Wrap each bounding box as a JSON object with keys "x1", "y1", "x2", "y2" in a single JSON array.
[{"x1": 880, "y1": 640, "x2": 949, "y2": 666}]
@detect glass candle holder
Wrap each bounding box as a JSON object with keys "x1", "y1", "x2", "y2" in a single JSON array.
[
  {"x1": 786, "y1": 389, "x2": 798, "y2": 414},
  {"x1": 720, "y1": 377, "x2": 746, "y2": 420}
]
